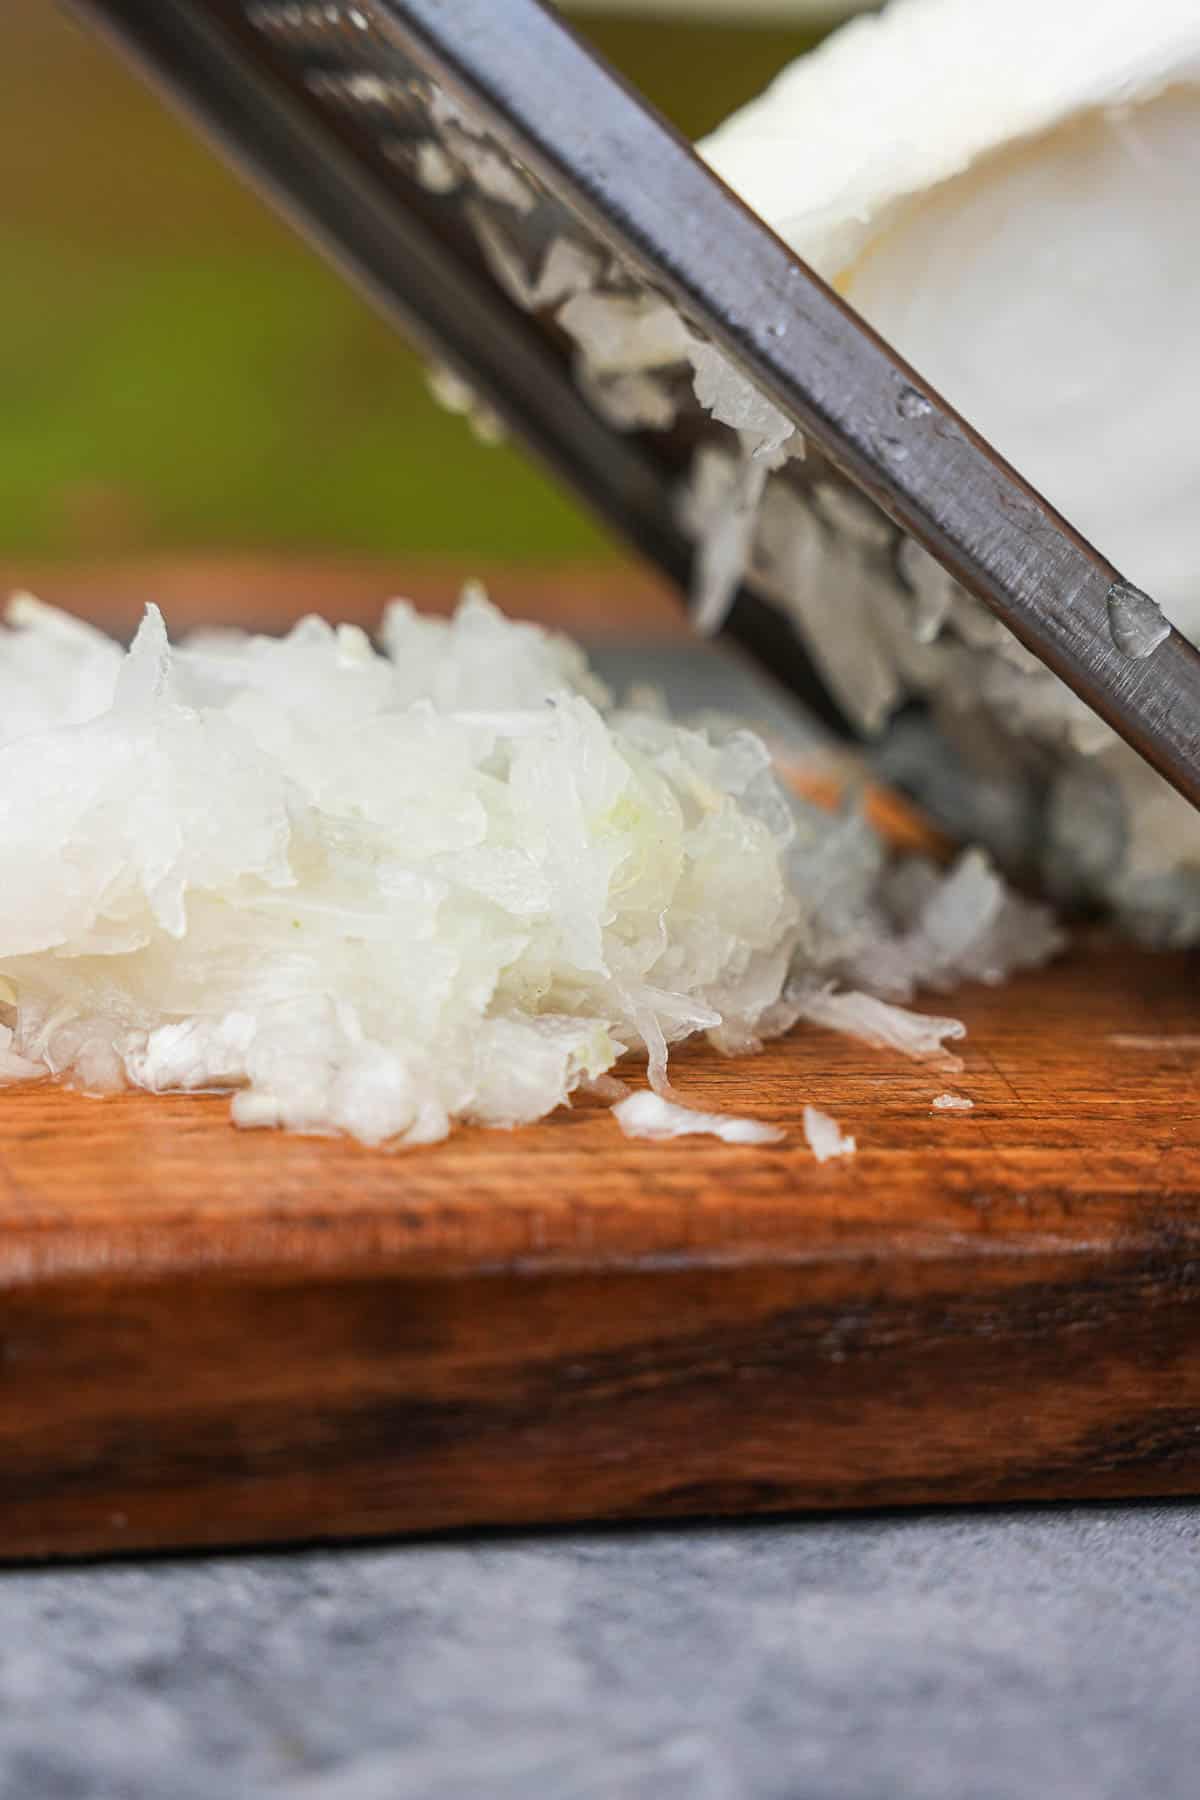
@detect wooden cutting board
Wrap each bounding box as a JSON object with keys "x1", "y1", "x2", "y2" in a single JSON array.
[{"x1": 4, "y1": 565, "x2": 1200, "y2": 1561}]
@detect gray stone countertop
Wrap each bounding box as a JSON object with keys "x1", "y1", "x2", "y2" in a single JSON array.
[{"x1": 4, "y1": 1504, "x2": 1200, "y2": 1800}]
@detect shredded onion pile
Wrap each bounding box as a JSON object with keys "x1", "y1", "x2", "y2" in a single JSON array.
[{"x1": 0, "y1": 590, "x2": 1059, "y2": 1146}]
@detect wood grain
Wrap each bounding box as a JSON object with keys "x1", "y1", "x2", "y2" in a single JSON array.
[
  {"x1": 3, "y1": 560, "x2": 1200, "y2": 1560},
  {"x1": 3, "y1": 940, "x2": 1200, "y2": 1560}
]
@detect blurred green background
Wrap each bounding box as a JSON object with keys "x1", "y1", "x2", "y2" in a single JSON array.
[{"x1": 0, "y1": 2, "x2": 833, "y2": 565}]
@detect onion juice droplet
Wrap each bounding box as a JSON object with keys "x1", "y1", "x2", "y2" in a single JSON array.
[
  {"x1": 1106, "y1": 580, "x2": 1170, "y2": 659},
  {"x1": 897, "y1": 386, "x2": 932, "y2": 421}
]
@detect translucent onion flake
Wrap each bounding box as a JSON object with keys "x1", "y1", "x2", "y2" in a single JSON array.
[
  {"x1": 613, "y1": 1091, "x2": 784, "y2": 1146},
  {"x1": 802, "y1": 1104, "x2": 857, "y2": 1163}
]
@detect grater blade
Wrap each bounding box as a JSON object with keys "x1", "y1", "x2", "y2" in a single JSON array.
[{"x1": 65, "y1": 0, "x2": 1200, "y2": 809}]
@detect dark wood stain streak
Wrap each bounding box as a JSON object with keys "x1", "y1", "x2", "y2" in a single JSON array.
[{"x1": 4, "y1": 1147, "x2": 1200, "y2": 1558}]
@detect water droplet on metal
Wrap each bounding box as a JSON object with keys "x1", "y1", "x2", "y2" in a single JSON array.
[
  {"x1": 881, "y1": 433, "x2": 909, "y2": 463},
  {"x1": 1106, "y1": 580, "x2": 1170, "y2": 659},
  {"x1": 896, "y1": 387, "x2": 932, "y2": 421},
  {"x1": 767, "y1": 320, "x2": 788, "y2": 340}
]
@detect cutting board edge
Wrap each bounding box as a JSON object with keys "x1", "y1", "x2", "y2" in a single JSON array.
[{"x1": 3, "y1": 1232, "x2": 1199, "y2": 1560}]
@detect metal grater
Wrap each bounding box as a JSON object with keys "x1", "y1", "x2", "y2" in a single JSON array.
[{"x1": 66, "y1": 0, "x2": 1200, "y2": 807}]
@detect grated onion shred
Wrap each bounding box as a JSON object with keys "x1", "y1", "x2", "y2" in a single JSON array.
[
  {"x1": 802, "y1": 1104, "x2": 857, "y2": 1162},
  {"x1": 613, "y1": 1090, "x2": 784, "y2": 1146}
]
